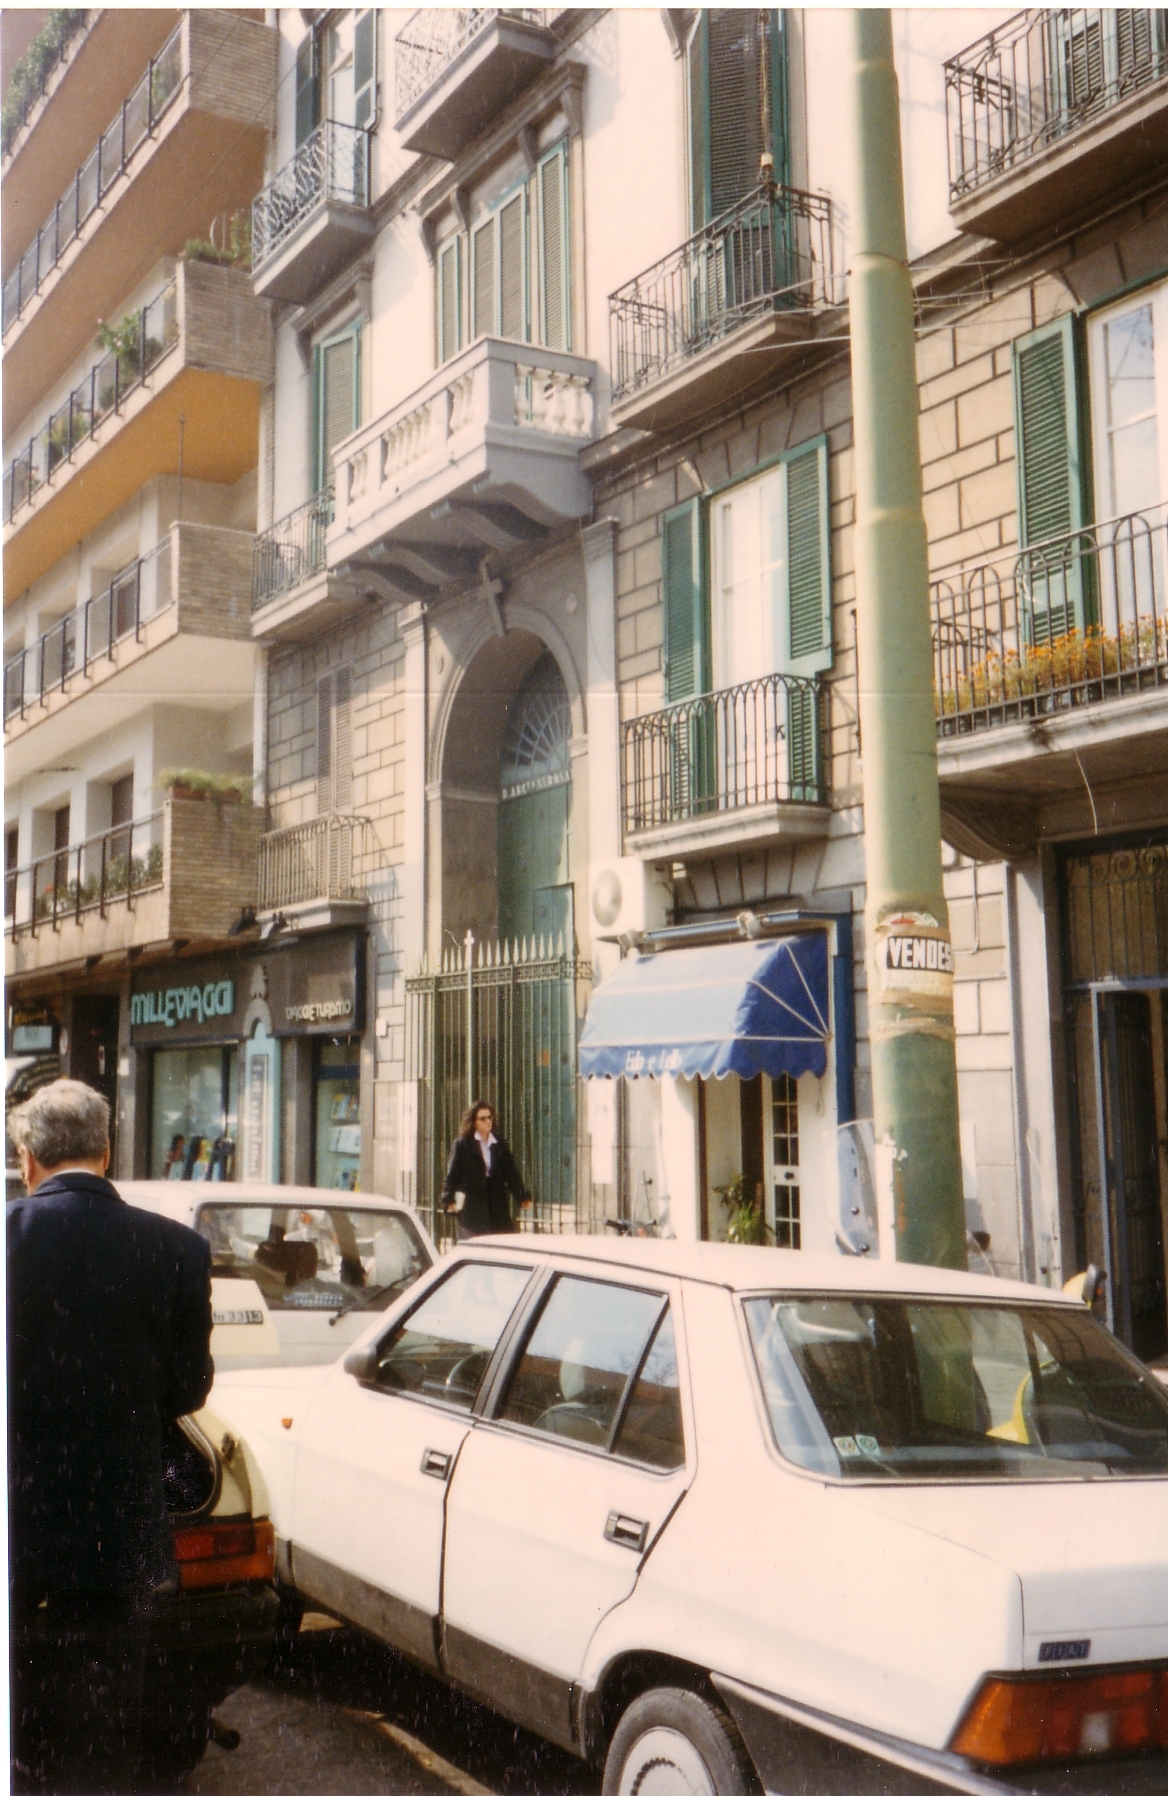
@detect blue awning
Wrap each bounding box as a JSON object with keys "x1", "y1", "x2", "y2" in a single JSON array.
[{"x1": 579, "y1": 932, "x2": 830, "y2": 1081}]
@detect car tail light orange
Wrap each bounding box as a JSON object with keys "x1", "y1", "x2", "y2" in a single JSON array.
[
  {"x1": 171, "y1": 1518, "x2": 275, "y2": 1592},
  {"x1": 951, "y1": 1667, "x2": 1168, "y2": 1766}
]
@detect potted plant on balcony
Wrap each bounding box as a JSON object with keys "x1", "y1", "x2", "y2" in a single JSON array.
[{"x1": 159, "y1": 769, "x2": 255, "y2": 806}]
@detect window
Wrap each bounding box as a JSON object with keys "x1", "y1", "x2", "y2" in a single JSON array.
[
  {"x1": 5, "y1": 824, "x2": 18, "y2": 918},
  {"x1": 316, "y1": 666, "x2": 353, "y2": 817},
  {"x1": 370, "y1": 1261, "x2": 534, "y2": 1410},
  {"x1": 313, "y1": 321, "x2": 361, "y2": 495},
  {"x1": 1088, "y1": 283, "x2": 1168, "y2": 522},
  {"x1": 314, "y1": 1037, "x2": 360, "y2": 1191},
  {"x1": 150, "y1": 1045, "x2": 238, "y2": 1180},
  {"x1": 686, "y1": 10, "x2": 787, "y2": 230},
  {"x1": 663, "y1": 439, "x2": 831, "y2": 793},
  {"x1": 296, "y1": 9, "x2": 376, "y2": 144},
  {"x1": 196, "y1": 1200, "x2": 428, "y2": 1314},
  {"x1": 501, "y1": 1274, "x2": 683, "y2": 1463},
  {"x1": 436, "y1": 140, "x2": 570, "y2": 364},
  {"x1": 745, "y1": 1294, "x2": 1168, "y2": 1482}
]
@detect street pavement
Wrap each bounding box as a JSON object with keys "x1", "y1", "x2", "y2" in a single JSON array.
[{"x1": 187, "y1": 1616, "x2": 601, "y2": 1796}]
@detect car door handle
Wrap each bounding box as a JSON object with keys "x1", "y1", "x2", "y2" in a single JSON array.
[
  {"x1": 604, "y1": 1511, "x2": 649, "y2": 1553},
  {"x1": 420, "y1": 1447, "x2": 452, "y2": 1481}
]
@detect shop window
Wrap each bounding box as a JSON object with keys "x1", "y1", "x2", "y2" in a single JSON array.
[
  {"x1": 313, "y1": 320, "x2": 361, "y2": 495},
  {"x1": 436, "y1": 139, "x2": 570, "y2": 364},
  {"x1": 151, "y1": 1045, "x2": 238, "y2": 1180},
  {"x1": 686, "y1": 10, "x2": 788, "y2": 229},
  {"x1": 315, "y1": 1037, "x2": 361, "y2": 1190}
]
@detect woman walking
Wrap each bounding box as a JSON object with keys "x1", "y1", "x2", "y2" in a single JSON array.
[{"x1": 440, "y1": 1099, "x2": 531, "y2": 1238}]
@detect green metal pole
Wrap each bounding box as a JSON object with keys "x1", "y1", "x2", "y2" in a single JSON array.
[{"x1": 848, "y1": 10, "x2": 965, "y2": 1268}]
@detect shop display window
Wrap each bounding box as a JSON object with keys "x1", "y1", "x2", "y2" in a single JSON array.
[
  {"x1": 151, "y1": 1046, "x2": 238, "y2": 1180},
  {"x1": 314, "y1": 1037, "x2": 361, "y2": 1190}
]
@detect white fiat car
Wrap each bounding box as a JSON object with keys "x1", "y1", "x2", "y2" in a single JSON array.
[{"x1": 209, "y1": 1238, "x2": 1168, "y2": 1796}]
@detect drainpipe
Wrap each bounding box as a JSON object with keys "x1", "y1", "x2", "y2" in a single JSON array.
[{"x1": 847, "y1": 11, "x2": 965, "y2": 1269}]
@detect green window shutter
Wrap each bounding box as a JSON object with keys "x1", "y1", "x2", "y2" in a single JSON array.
[
  {"x1": 333, "y1": 666, "x2": 353, "y2": 811},
  {"x1": 688, "y1": 10, "x2": 787, "y2": 228},
  {"x1": 353, "y1": 9, "x2": 376, "y2": 128},
  {"x1": 295, "y1": 31, "x2": 320, "y2": 148},
  {"x1": 1013, "y1": 314, "x2": 1088, "y2": 640},
  {"x1": 472, "y1": 219, "x2": 495, "y2": 338},
  {"x1": 783, "y1": 437, "x2": 832, "y2": 675},
  {"x1": 662, "y1": 499, "x2": 708, "y2": 701},
  {"x1": 438, "y1": 236, "x2": 462, "y2": 364},
  {"x1": 313, "y1": 324, "x2": 360, "y2": 494},
  {"x1": 538, "y1": 141, "x2": 569, "y2": 350},
  {"x1": 498, "y1": 192, "x2": 526, "y2": 341}
]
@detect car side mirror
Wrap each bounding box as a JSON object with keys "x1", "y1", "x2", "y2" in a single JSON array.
[{"x1": 343, "y1": 1344, "x2": 379, "y2": 1383}]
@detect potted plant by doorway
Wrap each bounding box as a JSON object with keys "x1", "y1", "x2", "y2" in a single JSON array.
[
  {"x1": 716, "y1": 1173, "x2": 771, "y2": 1245},
  {"x1": 159, "y1": 769, "x2": 255, "y2": 805}
]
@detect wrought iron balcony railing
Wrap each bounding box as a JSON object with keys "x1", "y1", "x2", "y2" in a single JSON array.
[
  {"x1": 4, "y1": 538, "x2": 172, "y2": 725},
  {"x1": 5, "y1": 811, "x2": 164, "y2": 935},
  {"x1": 621, "y1": 672, "x2": 825, "y2": 836},
  {"x1": 945, "y1": 8, "x2": 1168, "y2": 205},
  {"x1": 3, "y1": 277, "x2": 177, "y2": 524},
  {"x1": 932, "y1": 502, "x2": 1168, "y2": 736},
  {"x1": 394, "y1": 9, "x2": 547, "y2": 120},
  {"x1": 252, "y1": 490, "x2": 333, "y2": 611},
  {"x1": 257, "y1": 814, "x2": 374, "y2": 911},
  {"x1": 609, "y1": 184, "x2": 834, "y2": 406},
  {"x1": 251, "y1": 120, "x2": 370, "y2": 273},
  {"x1": 2, "y1": 22, "x2": 182, "y2": 333}
]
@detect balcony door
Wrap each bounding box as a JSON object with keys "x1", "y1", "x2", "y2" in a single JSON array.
[{"x1": 1087, "y1": 283, "x2": 1167, "y2": 632}]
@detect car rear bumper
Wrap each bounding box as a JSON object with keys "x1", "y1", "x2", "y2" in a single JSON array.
[{"x1": 713, "y1": 1674, "x2": 1168, "y2": 1796}]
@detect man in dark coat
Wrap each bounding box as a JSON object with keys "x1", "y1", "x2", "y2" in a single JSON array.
[
  {"x1": 440, "y1": 1098, "x2": 532, "y2": 1238},
  {"x1": 7, "y1": 1078, "x2": 214, "y2": 1790}
]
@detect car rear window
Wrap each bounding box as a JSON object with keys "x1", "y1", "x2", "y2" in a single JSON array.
[
  {"x1": 744, "y1": 1294, "x2": 1168, "y2": 1482},
  {"x1": 196, "y1": 1202, "x2": 429, "y2": 1314}
]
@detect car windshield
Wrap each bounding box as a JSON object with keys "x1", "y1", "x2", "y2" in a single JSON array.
[
  {"x1": 197, "y1": 1202, "x2": 429, "y2": 1316},
  {"x1": 744, "y1": 1294, "x2": 1168, "y2": 1482}
]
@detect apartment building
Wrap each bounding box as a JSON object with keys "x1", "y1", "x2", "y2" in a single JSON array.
[
  {"x1": 3, "y1": 7, "x2": 276, "y2": 1174},
  {"x1": 8, "y1": 8, "x2": 1166, "y2": 1363}
]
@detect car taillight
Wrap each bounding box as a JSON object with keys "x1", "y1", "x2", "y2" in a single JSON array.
[
  {"x1": 951, "y1": 1667, "x2": 1168, "y2": 1766},
  {"x1": 171, "y1": 1518, "x2": 275, "y2": 1592}
]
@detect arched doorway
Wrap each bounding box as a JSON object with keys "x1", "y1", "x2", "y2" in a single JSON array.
[{"x1": 498, "y1": 652, "x2": 573, "y2": 945}]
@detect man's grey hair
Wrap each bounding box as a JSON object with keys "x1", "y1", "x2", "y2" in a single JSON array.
[{"x1": 9, "y1": 1079, "x2": 110, "y2": 1169}]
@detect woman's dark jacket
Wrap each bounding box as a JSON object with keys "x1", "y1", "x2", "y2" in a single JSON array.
[{"x1": 440, "y1": 1134, "x2": 527, "y2": 1236}]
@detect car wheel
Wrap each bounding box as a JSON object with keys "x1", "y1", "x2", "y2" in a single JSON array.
[{"x1": 602, "y1": 1687, "x2": 756, "y2": 1796}]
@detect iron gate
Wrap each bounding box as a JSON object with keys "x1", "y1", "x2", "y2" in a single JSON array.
[{"x1": 405, "y1": 934, "x2": 592, "y2": 1244}]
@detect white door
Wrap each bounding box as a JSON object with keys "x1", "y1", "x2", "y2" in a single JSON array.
[
  {"x1": 1087, "y1": 281, "x2": 1168, "y2": 638},
  {"x1": 764, "y1": 1071, "x2": 802, "y2": 1248},
  {"x1": 710, "y1": 467, "x2": 788, "y2": 805},
  {"x1": 441, "y1": 1274, "x2": 693, "y2": 1746},
  {"x1": 291, "y1": 1258, "x2": 534, "y2": 1669}
]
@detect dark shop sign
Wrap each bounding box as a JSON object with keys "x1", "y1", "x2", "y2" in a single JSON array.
[
  {"x1": 130, "y1": 959, "x2": 242, "y2": 1043},
  {"x1": 264, "y1": 930, "x2": 364, "y2": 1037}
]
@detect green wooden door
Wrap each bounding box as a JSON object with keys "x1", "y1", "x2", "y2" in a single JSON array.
[{"x1": 497, "y1": 783, "x2": 570, "y2": 944}]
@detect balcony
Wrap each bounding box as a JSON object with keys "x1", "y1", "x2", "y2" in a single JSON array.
[
  {"x1": 5, "y1": 796, "x2": 262, "y2": 981},
  {"x1": 621, "y1": 673, "x2": 830, "y2": 859},
  {"x1": 394, "y1": 10, "x2": 555, "y2": 161},
  {"x1": 251, "y1": 490, "x2": 360, "y2": 643},
  {"x1": 3, "y1": 258, "x2": 270, "y2": 599},
  {"x1": 931, "y1": 504, "x2": 1168, "y2": 853},
  {"x1": 1, "y1": 9, "x2": 275, "y2": 434},
  {"x1": 945, "y1": 9, "x2": 1168, "y2": 242},
  {"x1": 329, "y1": 335, "x2": 596, "y2": 604},
  {"x1": 4, "y1": 521, "x2": 256, "y2": 784},
  {"x1": 608, "y1": 184, "x2": 836, "y2": 435},
  {"x1": 257, "y1": 815, "x2": 374, "y2": 931},
  {"x1": 250, "y1": 120, "x2": 373, "y2": 305},
  {"x1": 1, "y1": 7, "x2": 90, "y2": 161}
]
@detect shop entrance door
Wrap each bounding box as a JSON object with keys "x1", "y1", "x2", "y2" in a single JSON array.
[
  {"x1": 72, "y1": 994, "x2": 119, "y2": 1163},
  {"x1": 1093, "y1": 986, "x2": 1168, "y2": 1359},
  {"x1": 763, "y1": 1072, "x2": 801, "y2": 1248}
]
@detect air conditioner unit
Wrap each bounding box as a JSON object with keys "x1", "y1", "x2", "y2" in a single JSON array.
[{"x1": 588, "y1": 858, "x2": 671, "y2": 941}]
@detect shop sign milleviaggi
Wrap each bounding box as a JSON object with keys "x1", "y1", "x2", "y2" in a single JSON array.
[{"x1": 130, "y1": 956, "x2": 243, "y2": 1043}]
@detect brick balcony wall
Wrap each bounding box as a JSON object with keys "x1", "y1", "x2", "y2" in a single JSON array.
[
  {"x1": 165, "y1": 795, "x2": 260, "y2": 938},
  {"x1": 172, "y1": 520, "x2": 254, "y2": 639},
  {"x1": 180, "y1": 258, "x2": 272, "y2": 386},
  {"x1": 186, "y1": 10, "x2": 277, "y2": 136}
]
